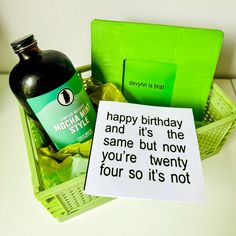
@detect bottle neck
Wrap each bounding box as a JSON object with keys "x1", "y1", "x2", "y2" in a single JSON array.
[{"x1": 18, "y1": 45, "x2": 41, "y2": 61}]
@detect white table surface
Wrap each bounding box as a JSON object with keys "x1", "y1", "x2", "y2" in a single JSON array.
[{"x1": 0, "y1": 74, "x2": 236, "y2": 236}]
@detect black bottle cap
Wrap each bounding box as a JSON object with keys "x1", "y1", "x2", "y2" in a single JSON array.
[{"x1": 10, "y1": 34, "x2": 37, "y2": 54}]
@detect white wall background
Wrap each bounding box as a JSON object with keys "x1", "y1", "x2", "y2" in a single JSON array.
[{"x1": 0, "y1": 0, "x2": 235, "y2": 77}]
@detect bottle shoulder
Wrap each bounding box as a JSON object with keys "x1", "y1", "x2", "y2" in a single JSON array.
[
  {"x1": 12, "y1": 49, "x2": 74, "y2": 72},
  {"x1": 9, "y1": 49, "x2": 76, "y2": 98}
]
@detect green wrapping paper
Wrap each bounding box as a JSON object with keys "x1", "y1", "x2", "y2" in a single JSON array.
[{"x1": 38, "y1": 140, "x2": 91, "y2": 188}]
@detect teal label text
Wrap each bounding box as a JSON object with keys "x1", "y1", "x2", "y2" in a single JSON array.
[{"x1": 27, "y1": 73, "x2": 96, "y2": 150}]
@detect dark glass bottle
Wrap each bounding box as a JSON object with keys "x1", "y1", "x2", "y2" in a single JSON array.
[{"x1": 10, "y1": 34, "x2": 96, "y2": 150}]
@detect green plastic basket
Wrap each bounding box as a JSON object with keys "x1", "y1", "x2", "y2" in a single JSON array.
[
  {"x1": 197, "y1": 83, "x2": 236, "y2": 159},
  {"x1": 19, "y1": 65, "x2": 236, "y2": 221}
]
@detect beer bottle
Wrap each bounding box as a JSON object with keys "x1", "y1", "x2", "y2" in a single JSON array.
[{"x1": 9, "y1": 34, "x2": 96, "y2": 150}]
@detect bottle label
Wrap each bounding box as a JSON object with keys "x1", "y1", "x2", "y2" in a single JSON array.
[{"x1": 27, "y1": 73, "x2": 96, "y2": 150}]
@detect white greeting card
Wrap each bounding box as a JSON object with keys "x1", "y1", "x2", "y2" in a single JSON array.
[{"x1": 84, "y1": 101, "x2": 205, "y2": 203}]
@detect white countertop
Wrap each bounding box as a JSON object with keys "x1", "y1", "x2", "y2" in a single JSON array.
[{"x1": 0, "y1": 74, "x2": 236, "y2": 236}]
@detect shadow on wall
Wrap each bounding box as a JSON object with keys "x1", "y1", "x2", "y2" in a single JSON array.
[
  {"x1": 0, "y1": 19, "x2": 17, "y2": 109},
  {"x1": 0, "y1": 21, "x2": 17, "y2": 73},
  {"x1": 215, "y1": 37, "x2": 235, "y2": 78}
]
